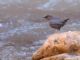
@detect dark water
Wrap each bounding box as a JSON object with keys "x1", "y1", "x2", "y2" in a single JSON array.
[{"x1": 0, "y1": 0, "x2": 80, "y2": 60}]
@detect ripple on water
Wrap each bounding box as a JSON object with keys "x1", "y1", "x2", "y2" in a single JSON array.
[
  {"x1": 0, "y1": 22, "x2": 48, "y2": 40},
  {"x1": 32, "y1": 40, "x2": 45, "y2": 46}
]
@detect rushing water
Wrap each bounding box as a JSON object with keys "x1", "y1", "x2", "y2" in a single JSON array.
[{"x1": 0, "y1": 0, "x2": 80, "y2": 60}]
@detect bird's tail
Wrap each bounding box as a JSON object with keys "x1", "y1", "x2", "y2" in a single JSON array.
[{"x1": 63, "y1": 18, "x2": 69, "y2": 24}]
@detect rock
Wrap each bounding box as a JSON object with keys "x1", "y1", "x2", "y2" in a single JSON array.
[
  {"x1": 32, "y1": 31, "x2": 80, "y2": 60},
  {"x1": 40, "y1": 53, "x2": 80, "y2": 60}
]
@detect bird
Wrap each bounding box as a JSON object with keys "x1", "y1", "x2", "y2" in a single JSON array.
[{"x1": 43, "y1": 15, "x2": 69, "y2": 30}]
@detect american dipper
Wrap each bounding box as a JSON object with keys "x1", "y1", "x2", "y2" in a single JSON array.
[{"x1": 43, "y1": 15, "x2": 69, "y2": 30}]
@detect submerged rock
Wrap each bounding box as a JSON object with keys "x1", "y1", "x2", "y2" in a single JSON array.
[{"x1": 32, "y1": 31, "x2": 80, "y2": 60}]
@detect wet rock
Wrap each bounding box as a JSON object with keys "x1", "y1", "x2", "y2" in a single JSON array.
[{"x1": 32, "y1": 31, "x2": 80, "y2": 60}]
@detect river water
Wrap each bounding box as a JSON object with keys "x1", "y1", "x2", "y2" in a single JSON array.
[{"x1": 0, "y1": 0, "x2": 80, "y2": 60}]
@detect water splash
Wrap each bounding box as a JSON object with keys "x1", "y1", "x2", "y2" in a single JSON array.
[
  {"x1": 0, "y1": 23, "x2": 3, "y2": 27},
  {"x1": 37, "y1": 0, "x2": 60, "y2": 10},
  {"x1": 42, "y1": 0, "x2": 58, "y2": 8}
]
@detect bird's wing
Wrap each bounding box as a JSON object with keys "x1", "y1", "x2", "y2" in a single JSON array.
[{"x1": 49, "y1": 19, "x2": 63, "y2": 25}]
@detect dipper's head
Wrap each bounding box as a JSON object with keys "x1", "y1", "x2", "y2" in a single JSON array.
[{"x1": 43, "y1": 15, "x2": 53, "y2": 20}]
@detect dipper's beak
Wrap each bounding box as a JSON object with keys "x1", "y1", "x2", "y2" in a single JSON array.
[
  {"x1": 43, "y1": 15, "x2": 52, "y2": 19},
  {"x1": 43, "y1": 16, "x2": 47, "y2": 18},
  {"x1": 43, "y1": 15, "x2": 49, "y2": 19}
]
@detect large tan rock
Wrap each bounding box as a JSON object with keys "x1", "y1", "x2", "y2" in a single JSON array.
[
  {"x1": 32, "y1": 31, "x2": 80, "y2": 60},
  {"x1": 40, "y1": 53, "x2": 80, "y2": 60}
]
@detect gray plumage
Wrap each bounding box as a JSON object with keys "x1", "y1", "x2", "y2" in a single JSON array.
[{"x1": 43, "y1": 15, "x2": 69, "y2": 30}]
